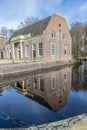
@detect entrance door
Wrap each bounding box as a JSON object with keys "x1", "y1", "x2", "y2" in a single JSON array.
[
  {"x1": 33, "y1": 50, "x2": 36, "y2": 60},
  {"x1": 1, "y1": 52, "x2": 3, "y2": 59}
]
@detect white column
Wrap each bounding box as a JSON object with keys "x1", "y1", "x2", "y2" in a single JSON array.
[
  {"x1": 12, "y1": 43, "x2": 15, "y2": 59},
  {"x1": 22, "y1": 80, "x2": 25, "y2": 90},
  {"x1": 20, "y1": 41, "x2": 23, "y2": 59}
]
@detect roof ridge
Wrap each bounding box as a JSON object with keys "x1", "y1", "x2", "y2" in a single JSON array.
[
  {"x1": 16, "y1": 15, "x2": 52, "y2": 32},
  {"x1": 10, "y1": 15, "x2": 52, "y2": 40}
]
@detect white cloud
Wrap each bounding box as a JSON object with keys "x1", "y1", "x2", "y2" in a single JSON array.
[
  {"x1": 0, "y1": 0, "x2": 87, "y2": 29},
  {"x1": 79, "y1": 2, "x2": 87, "y2": 12},
  {"x1": 0, "y1": 19, "x2": 20, "y2": 29},
  {"x1": 0, "y1": 0, "x2": 63, "y2": 28}
]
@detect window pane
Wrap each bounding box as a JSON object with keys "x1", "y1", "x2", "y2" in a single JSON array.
[
  {"x1": 33, "y1": 77, "x2": 37, "y2": 89},
  {"x1": 39, "y1": 43, "x2": 43, "y2": 56},
  {"x1": 39, "y1": 78, "x2": 44, "y2": 91},
  {"x1": 64, "y1": 73, "x2": 67, "y2": 82},
  {"x1": 51, "y1": 43, "x2": 56, "y2": 56},
  {"x1": 52, "y1": 32, "x2": 56, "y2": 38},
  {"x1": 63, "y1": 34, "x2": 67, "y2": 40},
  {"x1": 51, "y1": 77, "x2": 56, "y2": 88},
  {"x1": 64, "y1": 45, "x2": 67, "y2": 55}
]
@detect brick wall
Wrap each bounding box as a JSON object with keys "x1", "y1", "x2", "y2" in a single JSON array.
[
  {"x1": 43, "y1": 14, "x2": 72, "y2": 62},
  {"x1": 0, "y1": 35, "x2": 11, "y2": 60},
  {"x1": 44, "y1": 67, "x2": 71, "y2": 111}
]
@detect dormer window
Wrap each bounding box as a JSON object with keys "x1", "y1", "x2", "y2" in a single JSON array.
[{"x1": 52, "y1": 32, "x2": 56, "y2": 38}]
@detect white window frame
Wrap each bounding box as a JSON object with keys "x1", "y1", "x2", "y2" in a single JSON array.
[
  {"x1": 51, "y1": 43, "x2": 56, "y2": 56},
  {"x1": 64, "y1": 73, "x2": 67, "y2": 82},
  {"x1": 63, "y1": 34, "x2": 67, "y2": 40},
  {"x1": 52, "y1": 32, "x2": 56, "y2": 38},
  {"x1": 51, "y1": 76, "x2": 56, "y2": 89},
  {"x1": 64, "y1": 45, "x2": 67, "y2": 56},
  {"x1": 39, "y1": 78, "x2": 44, "y2": 91},
  {"x1": 38, "y1": 43, "x2": 43, "y2": 56},
  {"x1": 33, "y1": 77, "x2": 37, "y2": 89},
  {"x1": 52, "y1": 92, "x2": 57, "y2": 98},
  {"x1": 25, "y1": 45, "x2": 29, "y2": 57},
  {"x1": 63, "y1": 87, "x2": 66, "y2": 93}
]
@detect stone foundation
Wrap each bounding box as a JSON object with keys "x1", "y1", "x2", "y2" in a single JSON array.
[{"x1": 0, "y1": 60, "x2": 72, "y2": 76}]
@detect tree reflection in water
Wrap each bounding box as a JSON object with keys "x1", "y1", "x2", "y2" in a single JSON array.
[{"x1": 72, "y1": 61, "x2": 87, "y2": 91}]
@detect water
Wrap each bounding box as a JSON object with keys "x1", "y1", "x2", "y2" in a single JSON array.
[{"x1": 0, "y1": 62, "x2": 87, "y2": 128}]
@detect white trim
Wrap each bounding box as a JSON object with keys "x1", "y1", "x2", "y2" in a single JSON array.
[
  {"x1": 64, "y1": 45, "x2": 67, "y2": 56},
  {"x1": 51, "y1": 43, "x2": 56, "y2": 56},
  {"x1": 52, "y1": 31, "x2": 56, "y2": 38},
  {"x1": 51, "y1": 76, "x2": 56, "y2": 89},
  {"x1": 63, "y1": 87, "x2": 66, "y2": 93},
  {"x1": 64, "y1": 73, "x2": 67, "y2": 82},
  {"x1": 63, "y1": 34, "x2": 67, "y2": 40},
  {"x1": 39, "y1": 78, "x2": 44, "y2": 91},
  {"x1": 38, "y1": 43, "x2": 43, "y2": 57},
  {"x1": 25, "y1": 45, "x2": 29, "y2": 57}
]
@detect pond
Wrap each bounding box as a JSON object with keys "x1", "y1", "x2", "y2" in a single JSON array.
[{"x1": 0, "y1": 61, "x2": 87, "y2": 128}]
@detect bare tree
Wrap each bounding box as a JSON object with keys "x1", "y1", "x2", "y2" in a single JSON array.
[
  {"x1": 83, "y1": 22, "x2": 87, "y2": 56},
  {"x1": 0, "y1": 26, "x2": 8, "y2": 36},
  {"x1": 70, "y1": 22, "x2": 83, "y2": 60},
  {"x1": 0, "y1": 26, "x2": 15, "y2": 41},
  {"x1": 17, "y1": 16, "x2": 39, "y2": 29}
]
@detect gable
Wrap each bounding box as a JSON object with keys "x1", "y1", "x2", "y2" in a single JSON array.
[{"x1": 11, "y1": 16, "x2": 51, "y2": 40}]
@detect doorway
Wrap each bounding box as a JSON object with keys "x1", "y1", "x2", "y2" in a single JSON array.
[{"x1": 1, "y1": 51, "x2": 3, "y2": 59}]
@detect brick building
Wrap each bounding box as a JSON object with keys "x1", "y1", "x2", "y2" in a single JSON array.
[
  {"x1": 13, "y1": 67, "x2": 71, "y2": 111},
  {"x1": 10, "y1": 14, "x2": 72, "y2": 63},
  {"x1": 0, "y1": 34, "x2": 11, "y2": 60}
]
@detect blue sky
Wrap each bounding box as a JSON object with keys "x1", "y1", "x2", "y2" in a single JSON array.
[{"x1": 0, "y1": 0, "x2": 87, "y2": 29}]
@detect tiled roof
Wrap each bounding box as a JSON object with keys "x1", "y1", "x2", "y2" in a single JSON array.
[{"x1": 11, "y1": 15, "x2": 51, "y2": 39}]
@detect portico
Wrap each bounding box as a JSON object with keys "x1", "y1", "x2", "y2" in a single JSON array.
[
  {"x1": 12, "y1": 42, "x2": 23, "y2": 60},
  {"x1": 11, "y1": 35, "x2": 24, "y2": 62}
]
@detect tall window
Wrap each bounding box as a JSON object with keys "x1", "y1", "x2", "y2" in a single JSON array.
[
  {"x1": 33, "y1": 77, "x2": 37, "y2": 89},
  {"x1": 51, "y1": 76, "x2": 56, "y2": 89},
  {"x1": 63, "y1": 34, "x2": 67, "y2": 40},
  {"x1": 52, "y1": 32, "x2": 56, "y2": 38},
  {"x1": 63, "y1": 87, "x2": 66, "y2": 93},
  {"x1": 64, "y1": 45, "x2": 67, "y2": 55},
  {"x1": 25, "y1": 45, "x2": 29, "y2": 57},
  {"x1": 64, "y1": 73, "x2": 67, "y2": 82},
  {"x1": 38, "y1": 43, "x2": 43, "y2": 56},
  {"x1": 39, "y1": 78, "x2": 44, "y2": 91},
  {"x1": 51, "y1": 43, "x2": 56, "y2": 56}
]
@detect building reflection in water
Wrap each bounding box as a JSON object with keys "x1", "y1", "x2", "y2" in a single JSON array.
[
  {"x1": 0, "y1": 67, "x2": 71, "y2": 112},
  {"x1": 7, "y1": 67, "x2": 71, "y2": 112}
]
